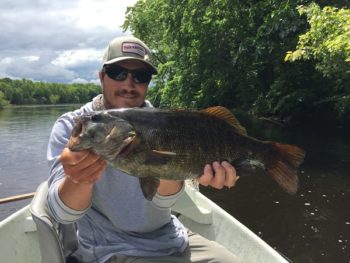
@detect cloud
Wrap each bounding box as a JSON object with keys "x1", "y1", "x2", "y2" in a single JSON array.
[
  {"x1": 0, "y1": 0, "x2": 137, "y2": 83},
  {"x1": 0, "y1": 51, "x2": 77, "y2": 83}
]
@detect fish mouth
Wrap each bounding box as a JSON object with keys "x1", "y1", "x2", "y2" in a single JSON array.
[{"x1": 116, "y1": 135, "x2": 135, "y2": 158}]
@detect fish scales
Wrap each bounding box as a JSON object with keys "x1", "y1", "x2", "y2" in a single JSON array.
[
  {"x1": 68, "y1": 106, "x2": 305, "y2": 200},
  {"x1": 117, "y1": 110, "x2": 242, "y2": 178}
]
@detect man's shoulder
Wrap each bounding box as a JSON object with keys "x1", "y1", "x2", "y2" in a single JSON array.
[{"x1": 59, "y1": 101, "x2": 94, "y2": 121}]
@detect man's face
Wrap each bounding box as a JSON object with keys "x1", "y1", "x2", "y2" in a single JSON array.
[{"x1": 99, "y1": 60, "x2": 150, "y2": 109}]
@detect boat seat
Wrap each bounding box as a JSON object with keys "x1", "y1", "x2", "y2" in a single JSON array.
[{"x1": 30, "y1": 181, "x2": 80, "y2": 263}]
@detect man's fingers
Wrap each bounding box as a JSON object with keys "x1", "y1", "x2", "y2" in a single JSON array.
[
  {"x1": 61, "y1": 149, "x2": 101, "y2": 170},
  {"x1": 221, "y1": 161, "x2": 239, "y2": 188},
  {"x1": 67, "y1": 159, "x2": 106, "y2": 184},
  {"x1": 60, "y1": 147, "x2": 106, "y2": 184},
  {"x1": 198, "y1": 164, "x2": 213, "y2": 186},
  {"x1": 80, "y1": 159, "x2": 106, "y2": 183},
  {"x1": 77, "y1": 151, "x2": 101, "y2": 169},
  {"x1": 210, "y1": 162, "x2": 225, "y2": 189},
  {"x1": 198, "y1": 161, "x2": 240, "y2": 189},
  {"x1": 60, "y1": 148, "x2": 89, "y2": 165}
]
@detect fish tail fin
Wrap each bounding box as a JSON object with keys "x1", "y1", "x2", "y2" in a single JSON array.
[{"x1": 266, "y1": 142, "x2": 305, "y2": 194}]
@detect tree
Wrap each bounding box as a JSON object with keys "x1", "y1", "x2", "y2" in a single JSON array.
[
  {"x1": 285, "y1": 3, "x2": 350, "y2": 119},
  {"x1": 124, "y1": 0, "x2": 350, "y2": 124},
  {"x1": 123, "y1": 0, "x2": 260, "y2": 108},
  {"x1": 123, "y1": 1, "x2": 311, "y2": 109},
  {"x1": 285, "y1": 3, "x2": 350, "y2": 81},
  {"x1": 0, "y1": 91, "x2": 9, "y2": 108},
  {"x1": 0, "y1": 78, "x2": 100, "y2": 106}
]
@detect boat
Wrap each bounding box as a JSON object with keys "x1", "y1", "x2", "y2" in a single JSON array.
[{"x1": 0, "y1": 181, "x2": 290, "y2": 263}]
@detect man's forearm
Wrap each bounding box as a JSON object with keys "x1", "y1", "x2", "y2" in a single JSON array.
[
  {"x1": 58, "y1": 177, "x2": 94, "y2": 211},
  {"x1": 157, "y1": 179, "x2": 184, "y2": 196}
]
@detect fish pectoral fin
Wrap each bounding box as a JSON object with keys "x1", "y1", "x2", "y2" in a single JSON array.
[
  {"x1": 139, "y1": 177, "x2": 160, "y2": 201},
  {"x1": 151, "y1": 150, "x2": 176, "y2": 156},
  {"x1": 143, "y1": 150, "x2": 176, "y2": 165}
]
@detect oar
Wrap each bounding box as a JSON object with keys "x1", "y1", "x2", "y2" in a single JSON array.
[{"x1": 0, "y1": 192, "x2": 36, "y2": 204}]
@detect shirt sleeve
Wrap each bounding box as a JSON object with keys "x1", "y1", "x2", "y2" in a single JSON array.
[
  {"x1": 152, "y1": 182, "x2": 185, "y2": 209},
  {"x1": 46, "y1": 112, "x2": 90, "y2": 224},
  {"x1": 47, "y1": 177, "x2": 90, "y2": 224}
]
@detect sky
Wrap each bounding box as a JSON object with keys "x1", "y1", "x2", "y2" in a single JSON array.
[{"x1": 0, "y1": 0, "x2": 138, "y2": 84}]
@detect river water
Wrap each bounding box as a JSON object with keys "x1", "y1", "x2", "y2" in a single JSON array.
[{"x1": 0, "y1": 105, "x2": 349, "y2": 263}]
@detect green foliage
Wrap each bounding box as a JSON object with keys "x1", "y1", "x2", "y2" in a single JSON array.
[
  {"x1": 124, "y1": 0, "x2": 257, "y2": 108},
  {"x1": 0, "y1": 91, "x2": 9, "y2": 108},
  {"x1": 335, "y1": 95, "x2": 350, "y2": 117},
  {"x1": 284, "y1": 3, "x2": 350, "y2": 120},
  {"x1": 125, "y1": 0, "x2": 349, "y2": 124},
  {"x1": 285, "y1": 3, "x2": 350, "y2": 81},
  {"x1": 124, "y1": 1, "x2": 320, "y2": 115},
  {"x1": 0, "y1": 78, "x2": 100, "y2": 106}
]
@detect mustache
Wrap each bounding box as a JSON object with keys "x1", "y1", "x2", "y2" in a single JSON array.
[{"x1": 115, "y1": 89, "x2": 140, "y2": 97}]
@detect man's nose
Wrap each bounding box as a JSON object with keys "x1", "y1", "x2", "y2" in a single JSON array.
[{"x1": 122, "y1": 73, "x2": 136, "y2": 87}]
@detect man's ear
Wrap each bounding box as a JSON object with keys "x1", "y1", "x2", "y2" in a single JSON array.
[
  {"x1": 99, "y1": 71, "x2": 104, "y2": 82},
  {"x1": 99, "y1": 71, "x2": 105, "y2": 93}
]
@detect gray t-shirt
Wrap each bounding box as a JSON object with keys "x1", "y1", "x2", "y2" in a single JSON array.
[{"x1": 46, "y1": 97, "x2": 188, "y2": 263}]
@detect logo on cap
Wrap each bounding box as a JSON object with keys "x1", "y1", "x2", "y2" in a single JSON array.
[{"x1": 122, "y1": 42, "x2": 146, "y2": 58}]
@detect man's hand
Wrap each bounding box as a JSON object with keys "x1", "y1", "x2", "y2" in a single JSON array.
[
  {"x1": 198, "y1": 161, "x2": 239, "y2": 189},
  {"x1": 60, "y1": 148, "x2": 106, "y2": 185},
  {"x1": 57, "y1": 148, "x2": 106, "y2": 211}
]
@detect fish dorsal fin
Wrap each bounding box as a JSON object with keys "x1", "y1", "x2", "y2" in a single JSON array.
[{"x1": 201, "y1": 106, "x2": 247, "y2": 135}]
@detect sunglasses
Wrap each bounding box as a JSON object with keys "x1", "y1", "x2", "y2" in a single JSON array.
[{"x1": 103, "y1": 64, "x2": 152, "y2": 84}]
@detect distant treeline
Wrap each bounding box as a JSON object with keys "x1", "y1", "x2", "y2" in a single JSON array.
[
  {"x1": 124, "y1": 1, "x2": 350, "y2": 125},
  {"x1": 0, "y1": 78, "x2": 100, "y2": 107}
]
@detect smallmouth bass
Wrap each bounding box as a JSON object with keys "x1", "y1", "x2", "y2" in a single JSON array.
[{"x1": 68, "y1": 106, "x2": 305, "y2": 200}]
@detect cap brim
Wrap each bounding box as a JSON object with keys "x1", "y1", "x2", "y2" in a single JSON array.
[{"x1": 104, "y1": 57, "x2": 157, "y2": 75}]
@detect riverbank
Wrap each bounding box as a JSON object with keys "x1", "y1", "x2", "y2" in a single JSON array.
[
  {"x1": 238, "y1": 102, "x2": 350, "y2": 131},
  {"x1": 3, "y1": 102, "x2": 350, "y2": 130}
]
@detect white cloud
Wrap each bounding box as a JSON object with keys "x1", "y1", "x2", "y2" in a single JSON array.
[
  {"x1": 52, "y1": 49, "x2": 103, "y2": 68},
  {"x1": 71, "y1": 0, "x2": 136, "y2": 30},
  {"x1": 0, "y1": 52, "x2": 78, "y2": 82},
  {"x1": 0, "y1": 0, "x2": 138, "y2": 83},
  {"x1": 22, "y1": 56, "x2": 40, "y2": 62}
]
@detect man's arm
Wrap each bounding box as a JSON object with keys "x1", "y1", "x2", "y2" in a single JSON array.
[
  {"x1": 58, "y1": 148, "x2": 106, "y2": 210},
  {"x1": 58, "y1": 149, "x2": 239, "y2": 209}
]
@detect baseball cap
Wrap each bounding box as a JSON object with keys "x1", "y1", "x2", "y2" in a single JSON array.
[{"x1": 102, "y1": 36, "x2": 157, "y2": 74}]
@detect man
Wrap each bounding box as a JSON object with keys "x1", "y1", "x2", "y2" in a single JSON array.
[{"x1": 47, "y1": 36, "x2": 242, "y2": 263}]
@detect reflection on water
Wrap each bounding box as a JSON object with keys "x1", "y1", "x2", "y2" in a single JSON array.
[
  {"x1": 202, "y1": 114, "x2": 350, "y2": 263},
  {"x1": 0, "y1": 105, "x2": 79, "y2": 219},
  {"x1": 0, "y1": 106, "x2": 349, "y2": 262}
]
